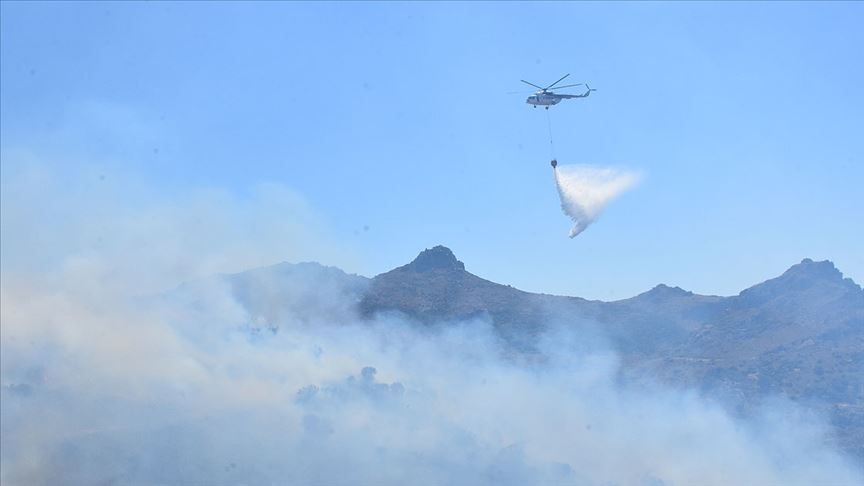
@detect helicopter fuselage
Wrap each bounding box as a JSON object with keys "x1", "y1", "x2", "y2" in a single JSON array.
[
  {"x1": 526, "y1": 92, "x2": 563, "y2": 106},
  {"x1": 520, "y1": 74, "x2": 592, "y2": 108}
]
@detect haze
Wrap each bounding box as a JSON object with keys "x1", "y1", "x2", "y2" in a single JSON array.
[{"x1": 2, "y1": 2, "x2": 863, "y2": 485}]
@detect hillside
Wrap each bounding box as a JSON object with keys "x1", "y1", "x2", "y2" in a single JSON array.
[{"x1": 226, "y1": 246, "x2": 864, "y2": 461}]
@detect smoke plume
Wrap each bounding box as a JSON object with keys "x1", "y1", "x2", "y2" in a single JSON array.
[
  {"x1": 553, "y1": 165, "x2": 640, "y2": 238},
  {"x1": 2, "y1": 158, "x2": 861, "y2": 485}
]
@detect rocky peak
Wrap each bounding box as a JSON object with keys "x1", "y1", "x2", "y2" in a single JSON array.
[
  {"x1": 404, "y1": 245, "x2": 465, "y2": 272},
  {"x1": 649, "y1": 283, "x2": 692, "y2": 296},
  {"x1": 781, "y1": 258, "x2": 844, "y2": 282},
  {"x1": 738, "y1": 258, "x2": 861, "y2": 302},
  {"x1": 634, "y1": 283, "x2": 694, "y2": 302}
]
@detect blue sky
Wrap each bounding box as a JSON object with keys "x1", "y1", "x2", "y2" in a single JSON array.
[{"x1": 2, "y1": 1, "x2": 862, "y2": 299}]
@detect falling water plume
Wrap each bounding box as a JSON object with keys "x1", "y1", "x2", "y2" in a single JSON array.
[{"x1": 553, "y1": 164, "x2": 640, "y2": 238}]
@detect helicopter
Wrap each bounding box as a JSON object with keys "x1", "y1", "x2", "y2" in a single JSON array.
[{"x1": 520, "y1": 74, "x2": 595, "y2": 109}]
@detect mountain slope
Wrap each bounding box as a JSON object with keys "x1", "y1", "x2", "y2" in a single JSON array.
[
  {"x1": 227, "y1": 261, "x2": 369, "y2": 327},
  {"x1": 356, "y1": 247, "x2": 864, "y2": 461},
  {"x1": 359, "y1": 246, "x2": 576, "y2": 343},
  {"x1": 221, "y1": 246, "x2": 863, "y2": 461}
]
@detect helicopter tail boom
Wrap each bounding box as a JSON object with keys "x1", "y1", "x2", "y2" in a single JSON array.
[{"x1": 558, "y1": 85, "x2": 597, "y2": 99}]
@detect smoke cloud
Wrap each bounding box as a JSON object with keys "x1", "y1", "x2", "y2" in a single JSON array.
[
  {"x1": 2, "y1": 159, "x2": 861, "y2": 485},
  {"x1": 553, "y1": 165, "x2": 640, "y2": 238}
]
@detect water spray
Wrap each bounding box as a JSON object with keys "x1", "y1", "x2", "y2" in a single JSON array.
[{"x1": 553, "y1": 165, "x2": 640, "y2": 238}]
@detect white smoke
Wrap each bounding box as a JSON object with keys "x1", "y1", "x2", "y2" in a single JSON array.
[
  {"x1": 553, "y1": 165, "x2": 640, "y2": 238},
  {"x1": 2, "y1": 159, "x2": 861, "y2": 485}
]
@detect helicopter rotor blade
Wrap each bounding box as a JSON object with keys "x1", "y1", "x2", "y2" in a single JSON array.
[
  {"x1": 520, "y1": 80, "x2": 545, "y2": 90},
  {"x1": 545, "y1": 73, "x2": 570, "y2": 90},
  {"x1": 547, "y1": 83, "x2": 583, "y2": 90}
]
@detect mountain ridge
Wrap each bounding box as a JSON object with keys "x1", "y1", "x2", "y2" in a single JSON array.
[{"x1": 219, "y1": 245, "x2": 863, "y2": 462}]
